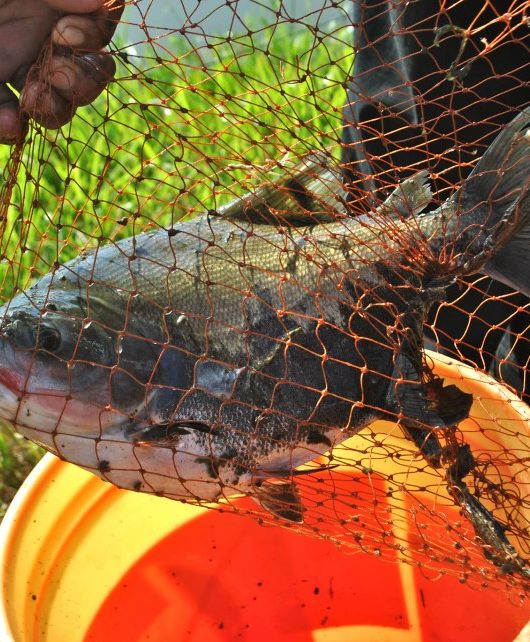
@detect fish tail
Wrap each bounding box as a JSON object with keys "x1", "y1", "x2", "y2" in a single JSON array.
[{"x1": 457, "y1": 108, "x2": 530, "y2": 295}]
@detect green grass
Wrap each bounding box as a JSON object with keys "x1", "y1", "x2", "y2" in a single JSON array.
[
  {"x1": 0, "y1": 426, "x2": 42, "y2": 519},
  {"x1": 0, "y1": 19, "x2": 353, "y2": 512}
]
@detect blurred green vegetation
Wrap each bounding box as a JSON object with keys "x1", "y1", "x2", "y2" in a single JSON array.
[
  {"x1": 0, "y1": 427, "x2": 42, "y2": 519},
  {"x1": 0, "y1": 20, "x2": 353, "y2": 515}
]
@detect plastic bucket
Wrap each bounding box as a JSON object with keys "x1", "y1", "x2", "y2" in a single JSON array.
[{"x1": 0, "y1": 352, "x2": 529, "y2": 642}]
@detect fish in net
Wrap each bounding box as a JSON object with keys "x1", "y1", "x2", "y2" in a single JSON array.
[{"x1": 0, "y1": 0, "x2": 529, "y2": 597}]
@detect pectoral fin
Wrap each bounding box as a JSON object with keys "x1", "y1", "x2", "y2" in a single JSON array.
[
  {"x1": 129, "y1": 421, "x2": 212, "y2": 446},
  {"x1": 254, "y1": 480, "x2": 305, "y2": 523}
]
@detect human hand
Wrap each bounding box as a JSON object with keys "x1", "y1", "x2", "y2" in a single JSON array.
[{"x1": 0, "y1": 0, "x2": 124, "y2": 144}]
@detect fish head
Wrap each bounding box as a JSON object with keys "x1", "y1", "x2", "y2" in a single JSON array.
[{"x1": 0, "y1": 279, "x2": 147, "y2": 451}]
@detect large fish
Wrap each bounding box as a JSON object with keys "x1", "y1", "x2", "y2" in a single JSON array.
[{"x1": 1, "y1": 110, "x2": 530, "y2": 574}]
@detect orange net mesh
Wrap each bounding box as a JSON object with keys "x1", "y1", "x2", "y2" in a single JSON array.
[{"x1": 1, "y1": 0, "x2": 530, "y2": 598}]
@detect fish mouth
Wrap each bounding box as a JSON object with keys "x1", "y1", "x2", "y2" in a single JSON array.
[
  {"x1": 0, "y1": 335, "x2": 27, "y2": 395},
  {"x1": 0, "y1": 376, "x2": 21, "y2": 423},
  {"x1": 0, "y1": 339, "x2": 24, "y2": 423},
  {"x1": 0, "y1": 375, "x2": 128, "y2": 460},
  {"x1": 0, "y1": 365, "x2": 22, "y2": 394}
]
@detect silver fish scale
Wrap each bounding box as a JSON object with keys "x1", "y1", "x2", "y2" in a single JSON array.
[{"x1": 80, "y1": 217, "x2": 358, "y2": 355}]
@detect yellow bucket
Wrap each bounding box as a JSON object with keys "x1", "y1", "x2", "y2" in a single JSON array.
[{"x1": 0, "y1": 352, "x2": 529, "y2": 642}]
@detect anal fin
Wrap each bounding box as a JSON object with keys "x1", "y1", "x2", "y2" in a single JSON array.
[
  {"x1": 254, "y1": 480, "x2": 304, "y2": 523},
  {"x1": 397, "y1": 375, "x2": 472, "y2": 430}
]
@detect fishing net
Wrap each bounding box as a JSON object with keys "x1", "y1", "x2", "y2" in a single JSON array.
[{"x1": 1, "y1": 0, "x2": 530, "y2": 598}]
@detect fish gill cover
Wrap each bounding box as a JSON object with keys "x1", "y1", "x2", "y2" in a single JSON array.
[{"x1": 0, "y1": 0, "x2": 530, "y2": 597}]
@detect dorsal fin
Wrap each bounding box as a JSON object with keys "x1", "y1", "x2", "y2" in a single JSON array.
[
  {"x1": 217, "y1": 155, "x2": 433, "y2": 226},
  {"x1": 378, "y1": 170, "x2": 432, "y2": 219},
  {"x1": 217, "y1": 152, "x2": 348, "y2": 225}
]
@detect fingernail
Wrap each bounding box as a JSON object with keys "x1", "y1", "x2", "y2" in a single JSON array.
[
  {"x1": 57, "y1": 26, "x2": 85, "y2": 47},
  {"x1": 50, "y1": 62, "x2": 76, "y2": 91}
]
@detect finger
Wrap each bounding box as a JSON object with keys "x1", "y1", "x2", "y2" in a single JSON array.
[
  {"x1": 20, "y1": 81, "x2": 75, "y2": 130},
  {"x1": 0, "y1": 85, "x2": 26, "y2": 144},
  {"x1": 51, "y1": 1, "x2": 124, "y2": 49},
  {"x1": 52, "y1": 13, "x2": 116, "y2": 50},
  {"x1": 43, "y1": 0, "x2": 107, "y2": 13},
  {"x1": 48, "y1": 53, "x2": 115, "y2": 106}
]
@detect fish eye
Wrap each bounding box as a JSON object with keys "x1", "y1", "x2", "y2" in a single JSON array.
[{"x1": 37, "y1": 326, "x2": 62, "y2": 353}]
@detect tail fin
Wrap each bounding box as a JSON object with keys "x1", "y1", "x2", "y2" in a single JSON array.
[
  {"x1": 458, "y1": 108, "x2": 530, "y2": 295},
  {"x1": 484, "y1": 210, "x2": 530, "y2": 295}
]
